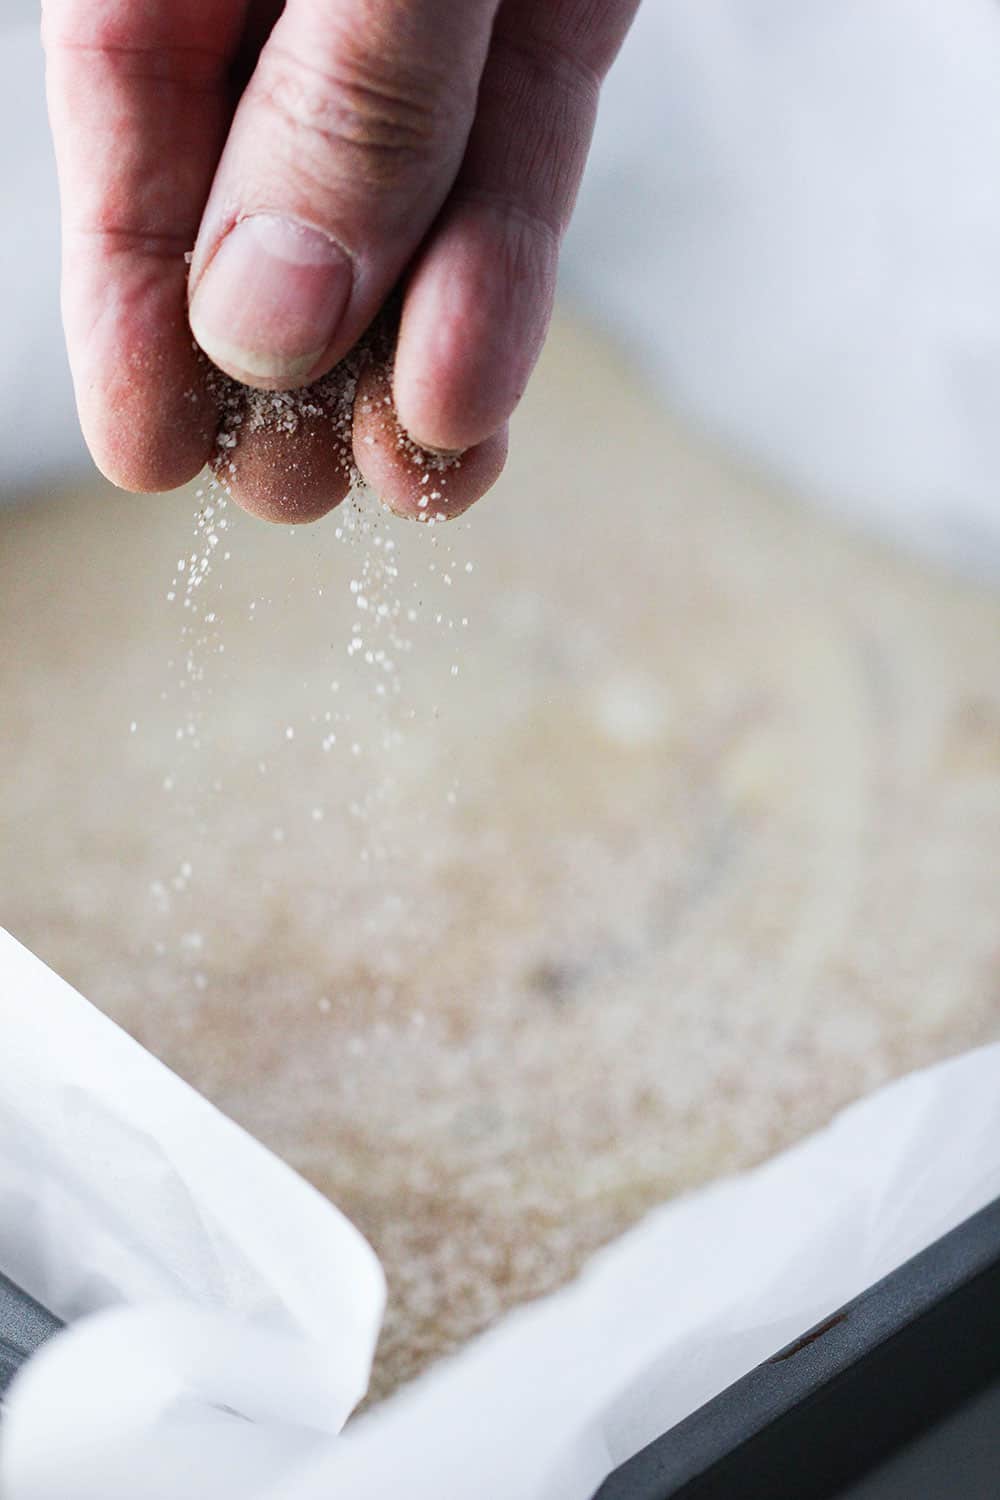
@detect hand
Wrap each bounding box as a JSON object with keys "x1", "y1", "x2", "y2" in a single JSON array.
[{"x1": 42, "y1": 0, "x2": 639, "y2": 523}]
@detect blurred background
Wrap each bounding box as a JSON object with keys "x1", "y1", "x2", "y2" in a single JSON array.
[{"x1": 3, "y1": 2, "x2": 1000, "y2": 1402}]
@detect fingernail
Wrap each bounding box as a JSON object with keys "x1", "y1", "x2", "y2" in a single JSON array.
[
  {"x1": 190, "y1": 214, "x2": 352, "y2": 385},
  {"x1": 419, "y1": 442, "x2": 465, "y2": 459}
]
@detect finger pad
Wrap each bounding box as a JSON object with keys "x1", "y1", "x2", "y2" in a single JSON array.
[
  {"x1": 352, "y1": 367, "x2": 507, "y2": 520},
  {"x1": 80, "y1": 342, "x2": 217, "y2": 493},
  {"x1": 212, "y1": 414, "x2": 352, "y2": 524}
]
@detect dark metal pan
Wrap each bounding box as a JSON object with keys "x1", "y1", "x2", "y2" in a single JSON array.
[{"x1": 597, "y1": 1195, "x2": 1000, "y2": 1499}]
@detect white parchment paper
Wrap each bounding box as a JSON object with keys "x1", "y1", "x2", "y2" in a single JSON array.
[
  {"x1": 0, "y1": 930, "x2": 385, "y2": 1498},
  {"x1": 1, "y1": 929, "x2": 997, "y2": 1499}
]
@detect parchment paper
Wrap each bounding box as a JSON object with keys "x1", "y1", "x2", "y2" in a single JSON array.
[{"x1": 0, "y1": 930, "x2": 384, "y2": 1498}]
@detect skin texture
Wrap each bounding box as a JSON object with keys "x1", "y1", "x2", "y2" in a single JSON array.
[{"x1": 41, "y1": 0, "x2": 641, "y2": 523}]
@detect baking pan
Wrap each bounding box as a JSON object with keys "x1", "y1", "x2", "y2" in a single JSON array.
[
  {"x1": 596, "y1": 1194, "x2": 1000, "y2": 1499},
  {"x1": 0, "y1": 1271, "x2": 62, "y2": 1401}
]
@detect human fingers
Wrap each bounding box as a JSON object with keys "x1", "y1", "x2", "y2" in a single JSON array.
[
  {"x1": 187, "y1": 0, "x2": 501, "y2": 392},
  {"x1": 207, "y1": 371, "x2": 355, "y2": 524},
  {"x1": 352, "y1": 360, "x2": 507, "y2": 521},
  {"x1": 41, "y1": 0, "x2": 249, "y2": 490},
  {"x1": 392, "y1": 0, "x2": 641, "y2": 453}
]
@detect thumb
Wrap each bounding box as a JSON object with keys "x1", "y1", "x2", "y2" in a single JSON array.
[{"x1": 188, "y1": 0, "x2": 498, "y2": 390}]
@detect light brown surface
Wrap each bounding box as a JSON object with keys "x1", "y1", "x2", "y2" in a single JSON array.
[{"x1": 3, "y1": 314, "x2": 1000, "y2": 1402}]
